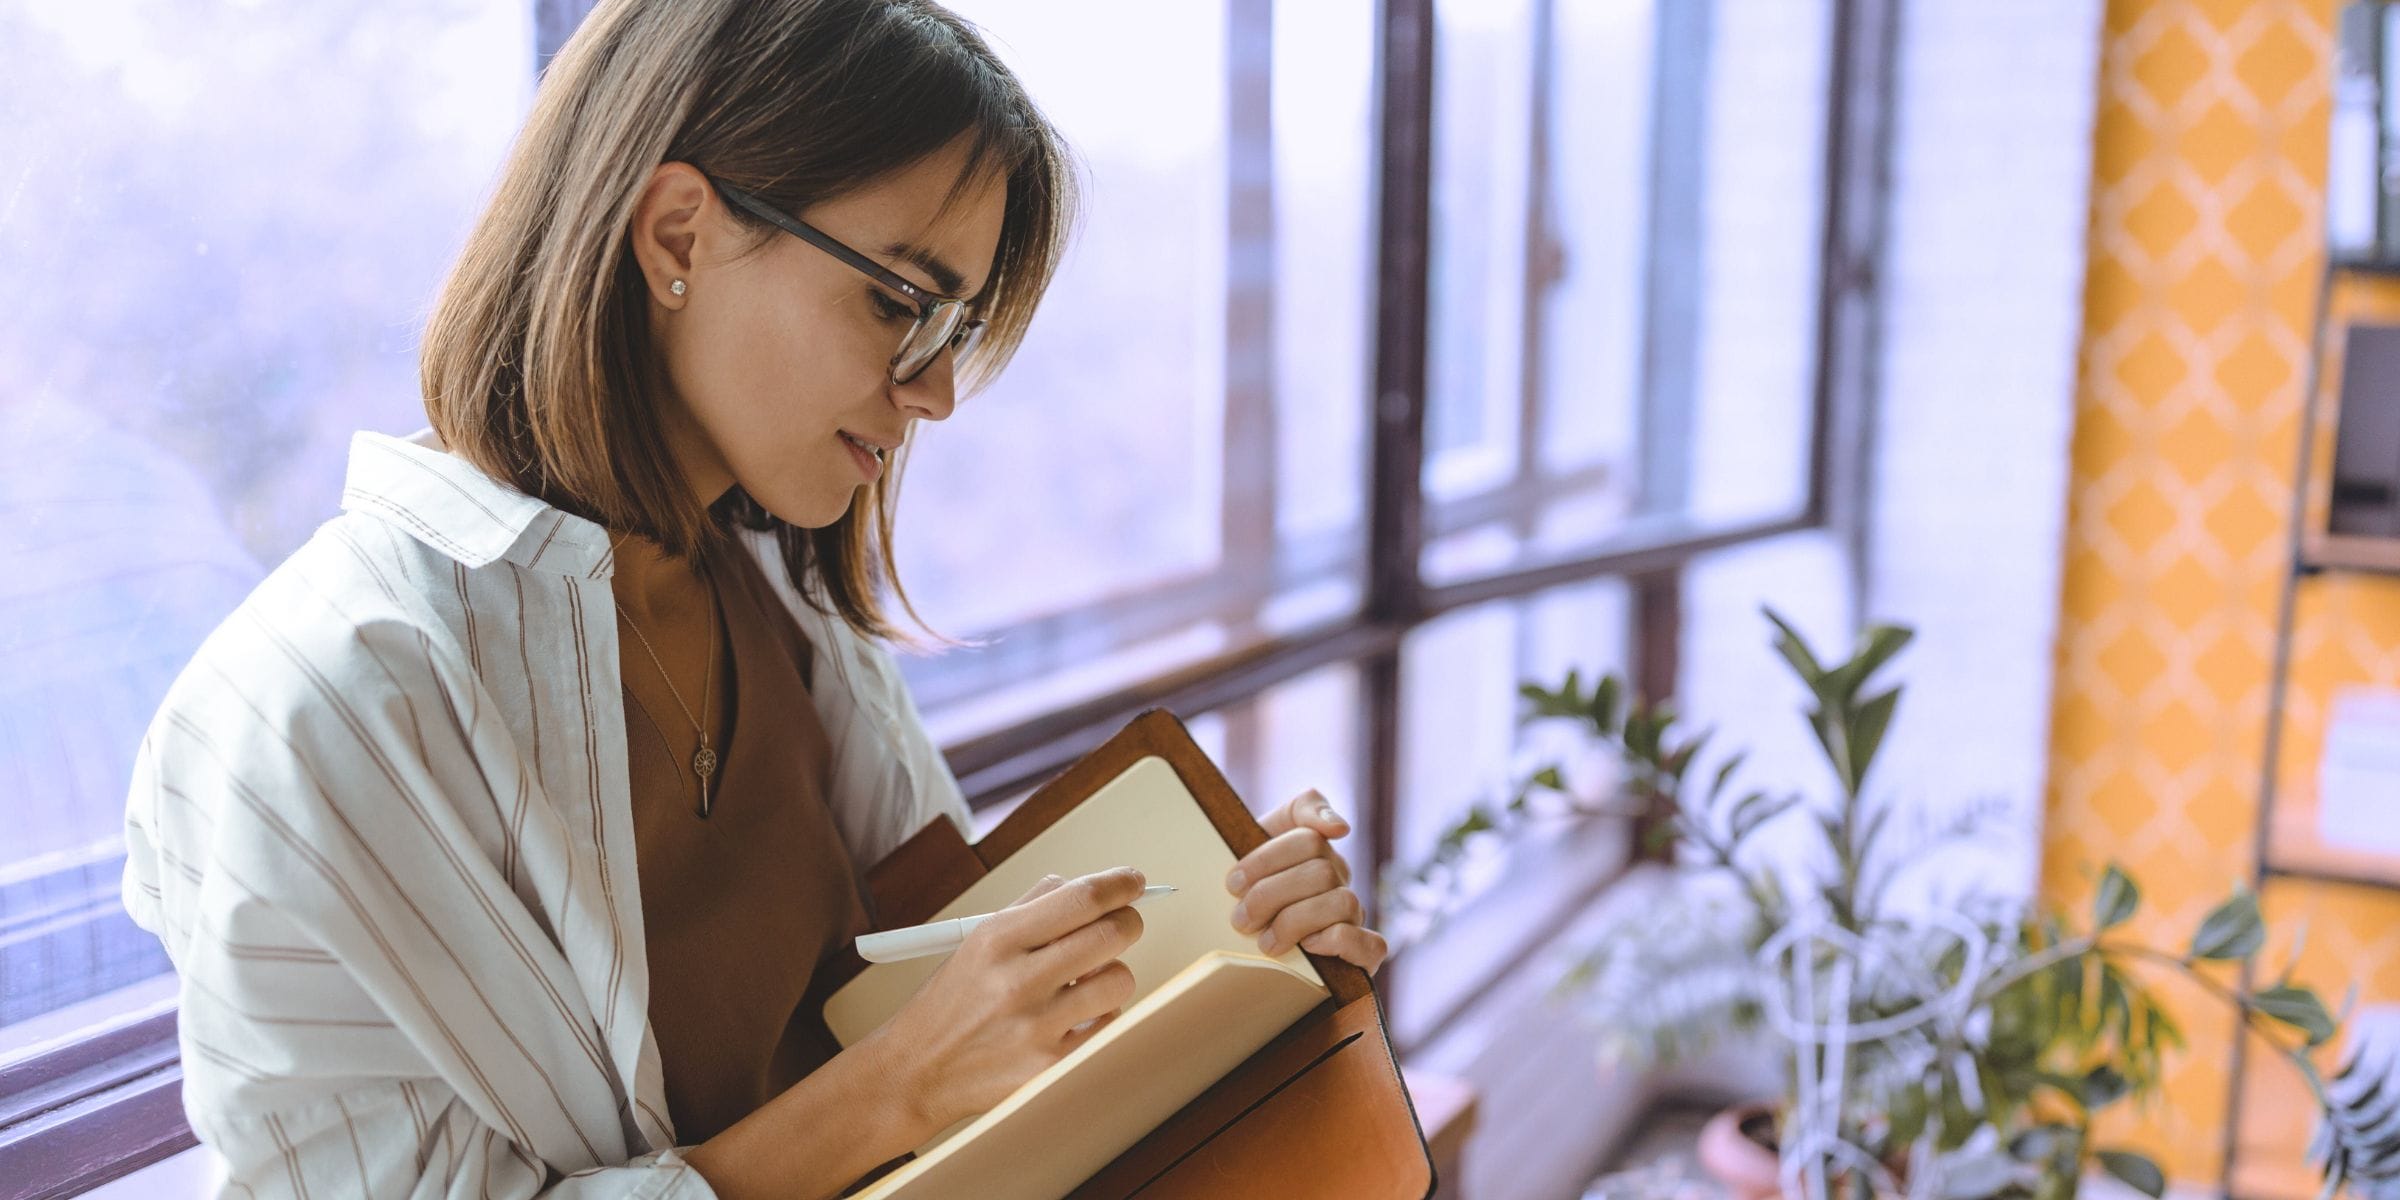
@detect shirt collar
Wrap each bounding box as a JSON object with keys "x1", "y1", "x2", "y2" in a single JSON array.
[{"x1": 339, "y1": 430, "x2": 616, "y2": 578}]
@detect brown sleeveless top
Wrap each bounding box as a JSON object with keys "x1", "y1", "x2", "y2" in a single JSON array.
[{"x1": 626, "y1": 546, "x2": 878, "y2": 1145}]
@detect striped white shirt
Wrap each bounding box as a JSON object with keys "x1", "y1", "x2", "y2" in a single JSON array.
[{"x1": 119, "y1": 430, "x2": 974, "y2": 1198}]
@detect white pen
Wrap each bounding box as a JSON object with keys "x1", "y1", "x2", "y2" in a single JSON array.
[{"x1": 854, "y1": 884, "x2": 1178, "y2": 963}]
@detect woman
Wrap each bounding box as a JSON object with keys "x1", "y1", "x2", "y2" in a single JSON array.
[{"x1": 118, "y1": 2, "x2": 1386, "y2": 1197}]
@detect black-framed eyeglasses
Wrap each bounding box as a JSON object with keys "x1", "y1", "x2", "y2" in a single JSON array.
[{"x1": 706, "y1": 176, "x2": 987, "y2": 385}]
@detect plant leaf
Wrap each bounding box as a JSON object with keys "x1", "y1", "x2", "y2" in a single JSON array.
[
  {"x1": 2253, "y1": 984, "x2": 2337, "y2": 1047},
  {"x1": 1847, "y1": 686, "x2": 1901, "y2": 793},
  {"x1": 1764, "y1": 607, "x2": 1825, "y2": 684},
  {"x1": 2081, "y1": 1063, "x2": 2130, "y2": 1110},
  {"x1": 1518, "y1": 682, "x2": 1582, "y2": 722},
  {"x1": 2097, "y1": 1150, "x2": 2165, "y2": 1199},
  {"x1": 1856, "y1": 799, "x2": 1896, "y2": 866},
  {"x1": 2094, "y1": 863, "x2": 2140, "y2": 931},
  {"x1": 1707, "y1": 751, "x2": 1746, "y2": 803},
  {"x1": 1937, "y1": 1066, "x2": 1982, "y2": 1152},
  {"x1": 1593, "y1": 675, "x2": 1622, "y2": 735},
  {"x1": 1624, "y1": 710, "x2": 1659, "y2": 763},
  {"x1": 1730, "y1": 793, "x2": 1798, "y2": 845},
  {"x1": 1806, "y1": 708, "x2": 1845, "y2": 784},
  {"x1": 1885, "y1": 1085, "x2": 1929, "y2": 1155},
  {"x1": 2191, "y1": 891, "x2": 2265, "y2": 961},
  {"x1": 1662, "y1": 735, "x2": 1704, "y2": 783},
  {"x1": 1850, "y1": 623, "x2": 1916, "y2": 687},
  {"x1": 2100, "y1": 969, "x2": 2132, "y2": 1051}
]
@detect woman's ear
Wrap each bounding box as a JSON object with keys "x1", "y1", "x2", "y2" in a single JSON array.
[{"x1": 628, "y1": 161, "x2": 712, "y2": 309}]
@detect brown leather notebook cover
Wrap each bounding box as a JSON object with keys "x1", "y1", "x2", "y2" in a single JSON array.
[{"x1": 814, "y1": 708, "x2": 1436, "y2": 1199}]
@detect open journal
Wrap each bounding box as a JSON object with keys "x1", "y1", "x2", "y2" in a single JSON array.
[{"x1": 820, "y1": 754, "x2": 1336, "y2": 1200}]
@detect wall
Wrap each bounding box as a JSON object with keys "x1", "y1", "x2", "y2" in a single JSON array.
[
  {"x1": 1861, "y1": 0, "x2": 2101, "y2": 908},
  {"x1": 2043, "y1": 0, "x2": 2400, "y2": 1191}
]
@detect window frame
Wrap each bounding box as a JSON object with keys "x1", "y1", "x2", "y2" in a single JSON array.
[{"x1": 2, "y1": 0, "x2": 1896, "y2": 1189}]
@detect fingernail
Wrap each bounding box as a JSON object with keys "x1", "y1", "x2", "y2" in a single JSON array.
[
  {"x1": 1225, "y1": 868, "x2": 1245, "y2": 894},
  {"x1": 1258, "y1": 930, "x2": 1277, "y2": 954},
  {"x1": 1230, "y1": 904, "x2": 1250, "y2": 932},
  {"x1": 1308, "y1": 791, "x2": 1346, "y2": 826}
]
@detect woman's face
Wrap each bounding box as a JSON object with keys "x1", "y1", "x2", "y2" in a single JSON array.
[{"x1": 629, "y1": 138, "x2": 1008, "y2": 528}]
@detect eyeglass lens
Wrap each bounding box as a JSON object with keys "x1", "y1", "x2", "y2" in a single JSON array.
[{"x1": 893, "y1": 302, "x2": 979, "y2": 383}]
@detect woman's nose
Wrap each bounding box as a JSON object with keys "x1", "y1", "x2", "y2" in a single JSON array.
[{"x1": 894, "y1": 352, "x2": 958, "y2": 422}]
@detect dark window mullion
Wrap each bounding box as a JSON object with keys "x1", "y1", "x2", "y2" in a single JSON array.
[
  {"x1": 954, "y1": 620, "x2": 1402, "y2": 805},
  {"x1": 1809, "y1": 0, "x2": 1901, "y2": 601},
  {"x1": 1360, "y1": 0, "x2": 1438, "y2": 1008},
  {"x1": 1432, "y1": 461, "x2": 1615, "y2": 533},
  {"x1": 1512, "y1": 0, "x2": 1562, "y2": 548},
  {"x1": 1628, "y1": 566, "x2": 1684, "y2": 860},
  {"x1": 1222, "y1": 0, "x2": 1279, "y2": 633},
  {"x1": 906, "y1": 570, "x2": 1260, "y2": 711},
  {"x1": 1218, "y1": 0, "x2": 1279, "y2": 793},
  {"x1": 944, "y1": 511, "x2": 1810, "y2": 804}
]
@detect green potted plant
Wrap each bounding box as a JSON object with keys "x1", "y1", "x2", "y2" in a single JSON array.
[{"x1": 1382, "y1": 610, "x2": 2400, "y2": 1200}]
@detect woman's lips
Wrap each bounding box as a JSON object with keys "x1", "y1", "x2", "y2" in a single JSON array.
[{"x1": 839, "y1": 431, "x2": 883, "y2": 482}]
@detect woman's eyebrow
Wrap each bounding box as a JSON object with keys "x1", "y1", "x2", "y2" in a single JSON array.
[{"x1": 882, "y1": 242, "x2": 970, "y2": 298}]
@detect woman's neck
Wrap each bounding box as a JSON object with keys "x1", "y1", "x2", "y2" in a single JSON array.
[{"x1": 609, "y1": 531, "x2": 714, "y2": 628}]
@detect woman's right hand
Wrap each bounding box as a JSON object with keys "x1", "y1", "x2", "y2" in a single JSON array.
[{"x1": 870, "y1": 866, "x2": 1149, "y2": 1135}]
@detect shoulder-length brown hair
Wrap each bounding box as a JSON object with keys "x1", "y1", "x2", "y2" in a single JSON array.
[{"x1": 421, "y1": 0, "x2": 1073, "y2": 644}]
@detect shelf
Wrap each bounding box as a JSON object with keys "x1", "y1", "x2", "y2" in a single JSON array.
[
  {"x1": 2328, "y1": 252, "x2": 2400, "y2": 277},
  {"x1": 2302, "y1": 532, "x2": 2400, "y2": 576},
  {"x1": 2264, "y1": 790, "x2": 2400, "y2": 892},
  {"x1": 2263, "y1": 858, "x2": 2400, "y2": 892}
]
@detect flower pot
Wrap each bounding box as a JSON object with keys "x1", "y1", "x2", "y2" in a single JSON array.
[{"x1": 1697, "y1": 1101, "x2": 1781, "y2": 1200}]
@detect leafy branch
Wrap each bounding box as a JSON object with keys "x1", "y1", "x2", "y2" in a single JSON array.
[{"x1": 1379, "y1": 608, "x2": 2386, "y2": 1200}]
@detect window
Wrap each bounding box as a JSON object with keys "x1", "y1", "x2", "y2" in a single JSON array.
[
  {"x1": 1382, "y1": 0, "x2": 1840, "y2": 1058},
  {"x1": 1421, "y1": 0, "x2": 1831, "y2": 587},
  {"x1": 1385, "y1": 578, "x2": 1635, "y2": 1048},
  {"x1": 0, "y1": 0, "x2": 534, "y2": 1188},
  {"x1": 2, "y1": 0, "x2": 1886, "y2": 1190},
  {"x1": 929, "y1": 0, "x2": 1866, "y2": 1073},
  {"x1": 896, "y1": 0, "x2": 1380, "y2": 744}
]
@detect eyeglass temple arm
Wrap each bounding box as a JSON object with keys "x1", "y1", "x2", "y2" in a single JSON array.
[{"x1": 707, "y1": 178, "x2": 946, "y2": 309}]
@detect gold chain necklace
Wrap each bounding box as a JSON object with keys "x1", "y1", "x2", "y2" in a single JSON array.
[{"x1": 610, "y1": 534, "x2": 719, "y2": 818}]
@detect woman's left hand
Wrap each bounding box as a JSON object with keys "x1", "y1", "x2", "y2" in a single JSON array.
[{"x1": 1224, "y1": 789, "x2": 1388, "y2": 974}]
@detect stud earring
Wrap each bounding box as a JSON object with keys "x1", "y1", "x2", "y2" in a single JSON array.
[{"x1": 670, "y1": 279, "x2": 687, "y2": 296}]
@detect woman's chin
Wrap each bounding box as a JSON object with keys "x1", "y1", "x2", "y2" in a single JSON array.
[{"x1": 742, "y1": 482, "x2": 858, "y2": 531}]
